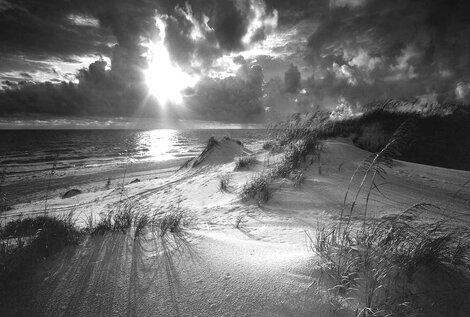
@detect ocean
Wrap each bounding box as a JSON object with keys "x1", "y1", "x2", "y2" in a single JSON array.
[{"x1": 0, "y1": 129, "x2": 268, "y2": 185}]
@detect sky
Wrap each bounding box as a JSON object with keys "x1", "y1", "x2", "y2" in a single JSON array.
[{"x1": 1, "y1": 0, "x2": 470, "y2": 124}]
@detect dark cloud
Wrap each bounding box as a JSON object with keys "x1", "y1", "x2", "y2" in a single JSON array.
[
  {"x1": 186, "y1": 62, "x2": 265, "y2": 121},
  {"x1": 0, "y1": 0, "x2": 159, "y2": 118},
  {"x1": 1, "y1": 56, "x2": 151, "y2": 118},
  {"x1": 210, "y1": 0, "x2": 249, "y2": 51},
  {"x1": 303, "y1": 0, "x2": 470, "y2": 106},
  {"x1": 0, "y1": 0, "x2": 161, "y2": 92},
  {"x1": 160, "y1": 0, "x2": 278, "y2": 69},
  {"x1": 263, "y1": 75, "x2": 319, "y2": 121},
  {"x1": 284, "y1": 64, "x2": 301, "y2": 93},
  {"x1": 2, "y1": 0, "x2": 470, "y2": 123},
  {"x1": 0, "y1": 1, "x2": 113, "y2": 58}
]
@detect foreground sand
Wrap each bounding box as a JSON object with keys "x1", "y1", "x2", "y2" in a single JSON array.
[{"x1": 2, "y1": 139, "x2": 470, "y2": 316}]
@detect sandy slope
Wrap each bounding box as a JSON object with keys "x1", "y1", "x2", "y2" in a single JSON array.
[{"x1": 2, "y1": 139, "x2": 470, "y2": 316}]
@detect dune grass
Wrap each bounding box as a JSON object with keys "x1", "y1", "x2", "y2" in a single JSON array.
[
  {"x1": 268, "y1": 100, "x2": 470, "y2": 171},
  {"x1": 234, "y1": 155, "x2": 258, "y2": 170},
  {"x1": 86, "y1": 202, "x2": 188, "y2": 239},
  {"x1": 219, "y1": 174, "x2": 232, "y2": 192},
  {"x1": 133, "y1": 208, "x2": 187, "y2": 239},
  {"x1": 241, "y1": 113, "x2": 325, "y2": 203},
  {"x1": 112, "y1": 203, "x2": 135, "y2": 231},
  {"x1": 156, "y1": 210, "x2": 185, "y2": 237},
  {"x1": 133, "y1": 212, "x2": 150, "y2": 238},
  {"x1": 0, "y1": 212, "x2": 82, "y2": 279},
  {"x1": 241, "y1": 173, "x2": 272, "y2": 203},
  {"x1": 0, "y1": 168, "x2": 9, "y2": 214},
  {"x1": 309, "y1": 117, "x2": 470, "y2": 316},
  {"x1": 312, "y1": 205, "x2": 470, "y2": 316},
  {"x1": 262, "y1": 108, "x2": 470, "y2": 313},
  {"x1": 1, "y1": 199, "x2": 189, "y2": 282}
]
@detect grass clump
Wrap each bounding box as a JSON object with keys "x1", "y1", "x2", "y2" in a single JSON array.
[
  {"x1": 291, "y1": 170, "x2": 305, "y2": 188},
  {"x1": 219, "y1": 174, "x2": 232, "y2": 192},
  {"x1": 133, "y1": 208, "x2": 187, "y2": 238},
  {"x1": 234, "y1": 155, "x2": 258, "y2": 170},
  {"x1": 268, "y1": 135, "x2": 321, "y2": 189},
  {"x1": 133, "y1": 212, "x2": 150, "y2": 238},
  {"x1": 88, "y1": 203, "x2": 135, "y2": 235},
  {"x1": 274, "y1": 139, "x2": 321, "y2": 177},
  {"x1": 112, "y1": 203, "x2": 134, "y2": 231},
  {"x1": 269, "y1": 112, "x2": 324, "y2": 162},
  {"x1": 262, "y1": 141, "x2": 277, "y2": 152},
  {"x1": 105, "y1": 177, "x2": 111, "y2": 188},
  {"x1": 234, "y1": 214, "x2": 248, "y2": 229},
  {"x1": 1, "y1": 213, "x2": 81, "y2": 253},
  {"x1": 268, "y1": 114, "x2": 324, "y2": 185},
  {"x1": 156, "y1": 210, "x2": 184, "y2": 237},
  {"x1": 239, "y1": 113, "x2": 323, "y2": 203},
  {"x1": 0, "y1": 213, "x2": 82, "y2": 278},
  {"x1": 85, "y1": 202, "x2": 188, "y2": 240},
  {"x1": 313, "y1": 207, "x2": 470, "y2": 316},
  {"x1": 268, "y1": 111, "x2": 329, "y2": 149},
  {"x1": 0, "y1": 168, "x2": 9, "y2": 213},
  {"x1": 91, "y1": 212, "x2": 113, "y2": 235},
  {"x1": 241, "y1": 173, "x2": 272, "y2": 203}
]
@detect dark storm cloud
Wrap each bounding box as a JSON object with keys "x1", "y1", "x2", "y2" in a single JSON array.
[
  {"x1": 211, "y1": 0, "x2": 249, "y2": 50},
  {"x1": 0, "y1": 0, "x2": 149, "y2": 116},
  {"x1": 186, "y1": 60, "x2": 265, "y2": 121},
  {"x1": 3, "y1": 0, "x2": 469, "y2": 123},
  {"x1": 304, "y1": 0, "x2": 470, "y2": 107},
  {"x1": 0, "y1": 58, "x2": 153, "y2": 117},
  {"x1": 284, "y1": 64, "x2": 301, "y2": 93},
  {"x1": 0, "y1": 1, "x2": 112, "y2": 58},
  {"x1": 160, "y1": 0, "x2": 279, "y2": 68}
]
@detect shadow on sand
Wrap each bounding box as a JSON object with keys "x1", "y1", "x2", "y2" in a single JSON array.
[
  {"x1": 16, "y1": 227, "x2": 201, "y2": 317},
  {"x1": 127, "y1": 227, "x2": 201, "y2": 317}
]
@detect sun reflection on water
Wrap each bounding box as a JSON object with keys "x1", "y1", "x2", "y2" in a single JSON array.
[{"x1": 138, "y1": 129, "x2": 178, "y2": 162}]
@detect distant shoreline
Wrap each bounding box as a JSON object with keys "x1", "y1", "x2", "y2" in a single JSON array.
[{"x1": 2, "y1": 157, "x2": 188, "y2": 208}]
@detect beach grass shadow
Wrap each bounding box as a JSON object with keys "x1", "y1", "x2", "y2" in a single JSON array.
[{"x1": 127, "y1": 222, "x2": 201, "y2": 316}]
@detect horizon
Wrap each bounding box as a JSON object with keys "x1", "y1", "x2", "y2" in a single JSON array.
[{"x1": 0, "y1": 117, "x2": 267, "y2": 130}]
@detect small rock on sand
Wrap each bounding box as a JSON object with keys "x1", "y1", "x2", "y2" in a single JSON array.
[{"x1": 61, "y1": 189, "x2": 82, "y2": 199}]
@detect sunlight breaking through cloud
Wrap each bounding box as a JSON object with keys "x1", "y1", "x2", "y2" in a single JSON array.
[{"x1": 144, "y1": 15, "x2": 199, "y2": 106}]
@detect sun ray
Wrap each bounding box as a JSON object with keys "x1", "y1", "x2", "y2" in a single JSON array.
[{"x1": 144, "y1": 15, "x2": 198, "y2": 106}]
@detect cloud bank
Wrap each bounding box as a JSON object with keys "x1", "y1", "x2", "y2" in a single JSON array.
[
  {"x1": 1, "y1": 0, "x2": 470, "y2": 123},
  {"x1": 303, "y1": 0, "x2": 470, "y2": 107},
  {"x1": 0, "y1": 0, "x2": 280, "y2": 122}
]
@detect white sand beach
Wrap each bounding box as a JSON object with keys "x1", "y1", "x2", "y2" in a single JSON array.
[{"x1": 2, "y1": 137, "x2": 470, "y2": 316}]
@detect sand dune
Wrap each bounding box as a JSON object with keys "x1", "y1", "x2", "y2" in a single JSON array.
[{"x1": 2, "y1": 138, "x2": 470, "y2": 316}]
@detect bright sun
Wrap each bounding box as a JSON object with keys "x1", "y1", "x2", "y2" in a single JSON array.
[{"x1": 144, "y1": 17, "x2": 198, "y2": 105}]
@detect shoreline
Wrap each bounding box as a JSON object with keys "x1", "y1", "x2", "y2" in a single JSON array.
[{"x1": 2, "y1": 157, "x2": 189, "y2": 208}]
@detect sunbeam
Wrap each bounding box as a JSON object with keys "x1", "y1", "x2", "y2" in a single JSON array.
[{"x1": 144, "y1": 16, "x2": 198, "y2": 106}]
